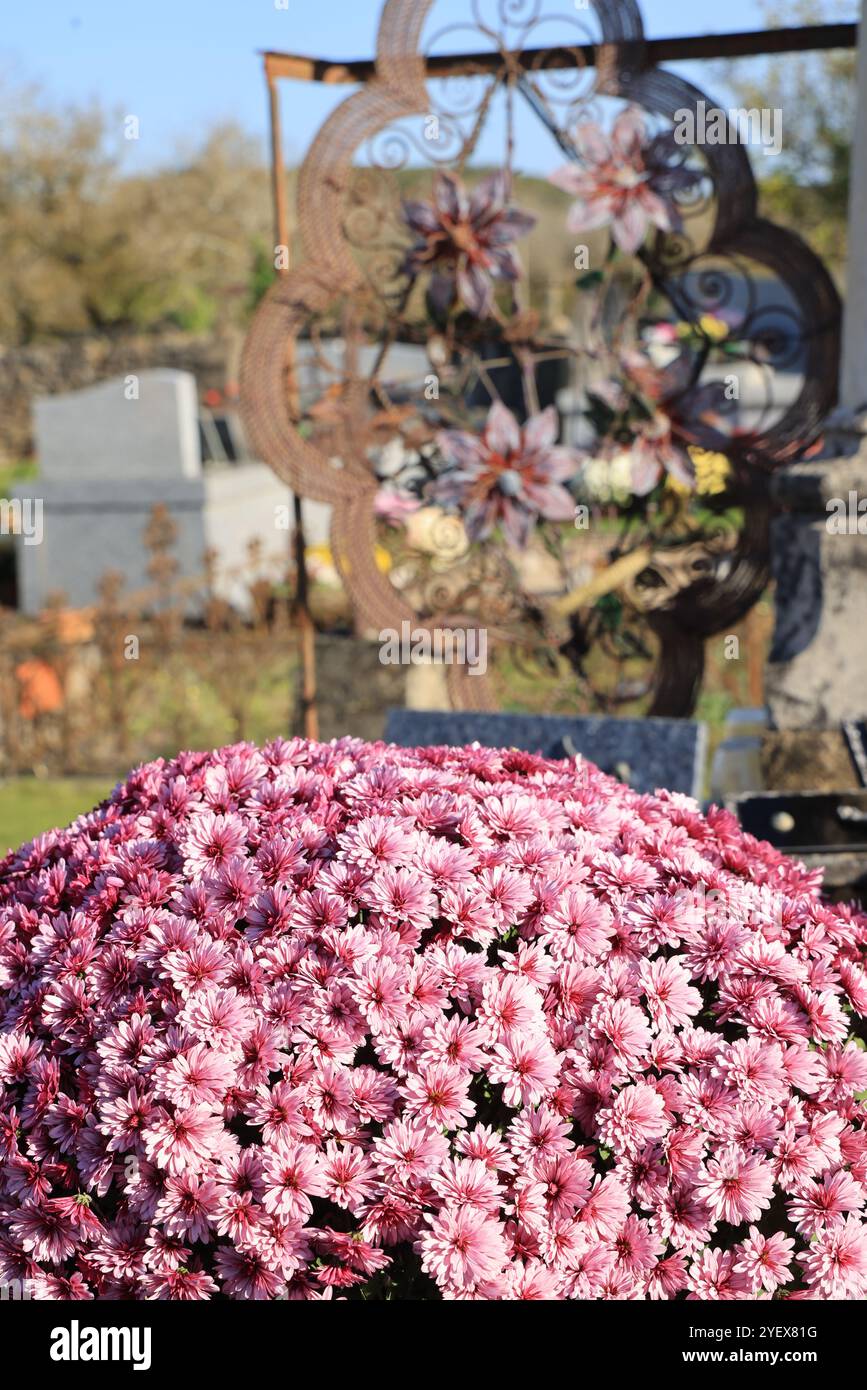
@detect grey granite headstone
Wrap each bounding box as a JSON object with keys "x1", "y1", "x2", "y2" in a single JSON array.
[
  {"x1": 16, "y1": 370, "x2": 313, "y2": 616},
  {"x1": 766, "y1": 415, "x2": 867, "y2": 729},
  {"x1": 384, "y1": 709, "x2": 707, "y2": 798},
  {"x1": 33, "y1": 369, "x2": 202, "y2": 480}
]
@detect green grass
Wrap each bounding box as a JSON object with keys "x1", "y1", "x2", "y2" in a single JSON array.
[
  {"x1": 0, "y1": 459, "x2": 38, "y2": 496},
  {"x1": 0, "y1": 778, "x2": 116, "y2": 855}
]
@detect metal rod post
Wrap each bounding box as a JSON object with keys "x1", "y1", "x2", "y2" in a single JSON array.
[{"x1": 266, "y1": 70, "x2": 319, "y2": 742}]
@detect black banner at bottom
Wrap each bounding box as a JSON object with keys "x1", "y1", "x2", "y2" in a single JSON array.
[{"x1": 1, "y1": 1292, "x2": 858, "y2": 1378}]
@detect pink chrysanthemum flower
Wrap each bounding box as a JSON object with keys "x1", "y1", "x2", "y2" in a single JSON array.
[
  {"x1": 734, "y1": 1226, "x2": 795, "y2": 1294},
  {"x1": 798, "y1": 1215, "x2": 867, "y2": 1299},
  {"x1": 154, "y1": 1173, "x2": 219, "y2": 1244},
  {"x1": 419, "y1": 1204, "x2": 509, "y2": 1290},
  {"x1": 261, "y1": 1143, "x2": 325, "y2": 1222},
  {"x1": 639, "y1": 957, "x2": 702, "y2": 1032},
  {"x1": 541, "y1": 887, "x2": 614, "y2": 962},
  {"x1": 694, "y1": 1147, "x2": 774, "y2": 1226},
  {"x1": 787, "y1": 1170, "x2": 865, "y2": 1237},
  {"x1": 373, "y1": 1118, "x2": 449, "y2": 1184},
  {"x1": 181, "y1": 811, "x2": 248, "y2": 878},
  {"x1": 597, "y1": 1082, "x2": 669, "y2": 1156},
  {"x1": 687, "y1": 1246, "x2": 749, "y2": 1301},
  {"x1": 318, "y1": 1142, "x2": 376, "y2": 1213},
  {"x1": 142, "y1": 1105, "x2": 225, "y2": 1177},
  {"x1": 178, "y1": 987, "x2": 252, "y2": 1055},
  {"x1": 488, "y1": 1035, "x2": 561, "y2": 1108},
  {"x1": 402, "y1": 1062, "x2": 474, "y2": 1131},
  {"x1": 0, "y1": 734, "x2": 864, "y2": 1301}
]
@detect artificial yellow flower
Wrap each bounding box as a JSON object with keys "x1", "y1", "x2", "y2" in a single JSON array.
[
  {"x1": 698, "y1": 314, "x2": 729, "y2": 342},
  {"x1": 674, "y1": 315, "x2": 729, "y2": 343},
  {"x1": 692, "y1": 447, "x2": 730, "y2": 494},
  {"x1": 306, "y1": 542, "x2": 392, "y2": 576},
  {"x1": 665, "y1": 447, "x2": 730, "y2": 497},
  {"x1": 306, "y1": 543, "x2": 332, "y2": 567}
]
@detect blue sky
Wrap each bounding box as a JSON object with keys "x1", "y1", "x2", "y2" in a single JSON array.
[{"x1": 0, "y1": 0, "x2": 848, "y2": 173}]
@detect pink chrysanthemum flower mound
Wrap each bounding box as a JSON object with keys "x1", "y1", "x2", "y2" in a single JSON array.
[{"x1": 1, "y1": 737, "x2": 866, "y2": 1301}]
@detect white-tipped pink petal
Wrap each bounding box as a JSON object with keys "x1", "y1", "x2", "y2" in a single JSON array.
[
  {"x1": 434, "y1": 172, "x2": 467, "y2": 222},
  {"x1": 528, "y1": 482, "x2": 577, "y2": 522},
  {"x1": 522, "y1": 406, "x2": 560, "y2": 454},
  {"x1": 500, "y1": 498, "x2": 533, "y2": 549},
  {"x1": 436, "y1": 429, "x2": 484, "y2": 469},
  {"x1": 663, "y1": 445, "x2": 696, "y2": 490},
  {"x1": 612, "y1": 201, "x2": 649, "y2": 255},
  {"x1": 566, "y1": 197, "x2": 616, "y2": 235},
  {"x1": 630, "y1": 448, "x2": 663, "y2": 495},
  {"x1": 638, "y1": 186, "x2": 674, "y2": 233},
  {"x1": 544, "y1": 446, "x2": 584, "y2": 482},
  {"x1": 573, "y1": 119, "x2": 611, "y2": 165},
  {"x1": 612, "y1": 107, "x2": 647, "y2": 160},
  {"x1": 485, "y1": 402, "x2": 522, "y2": 459},
  {"x1": 457, "y1": 260, "x2": 492, "y2": 317},
  {"x1": 548, "y1": 164, "x2": 590, "y2": 196}
]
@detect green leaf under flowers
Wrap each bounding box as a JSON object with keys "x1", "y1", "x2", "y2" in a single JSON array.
[{"x1": 576, "y1": 269, "x2": 605, "y2": 292}]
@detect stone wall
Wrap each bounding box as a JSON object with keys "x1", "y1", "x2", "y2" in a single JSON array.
[{"x1": 0, "y1": 330, "x2": 237, "y2": 462}]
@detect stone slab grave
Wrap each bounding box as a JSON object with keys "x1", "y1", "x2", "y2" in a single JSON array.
[
  {"x1": 14, "y1": 369, "x2": 330, "y2": 616},
  {"x1": 726, "y1": 723, "x2": 867, "y2": 896},
  {"x1": 384, "y1": 709, "x2": 707, "y2": 799}
]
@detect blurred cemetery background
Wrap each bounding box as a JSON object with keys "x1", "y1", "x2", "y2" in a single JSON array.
[{"x1": 0, "y1": 0, "x2": 863, "y2": 879}]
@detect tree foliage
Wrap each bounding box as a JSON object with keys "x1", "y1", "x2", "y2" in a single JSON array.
[
  {"x1": 0, "y1": 78, "x2": 276, "y2": 344},
  {"x1": 718, "y1": 0, "x2": 855, "y2": 279}
]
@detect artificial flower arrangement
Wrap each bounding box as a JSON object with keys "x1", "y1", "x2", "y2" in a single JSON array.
[
  {"x1": 1, "y1": 735, "x2": 865, "y2": 1300},
  {"x1": 362, "y1": 106, "x2": 752, "y2": 710},
  {"x1": 242, "y1": 0, "x2": 838, "y2": 722},
  {"x1": 375, "y1": 106, "x2": 745, "y2": 550}
]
